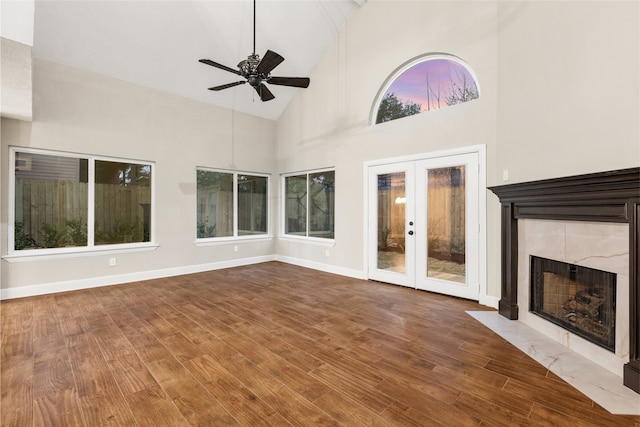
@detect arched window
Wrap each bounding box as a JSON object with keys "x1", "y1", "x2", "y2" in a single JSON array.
[{"x1": 372, "y1": 54, "x2": 480, "y2": 124}]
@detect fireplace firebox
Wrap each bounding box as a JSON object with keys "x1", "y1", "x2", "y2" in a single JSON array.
[{"x1": 530, "y1": 256, "x2": 616, "y2": 351}]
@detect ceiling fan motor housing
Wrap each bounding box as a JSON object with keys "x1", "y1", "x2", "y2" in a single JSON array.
[
  {"x1": 239, "y1": 54, "x2": 266, "y2": 87},
  {"x1": 239, "y1": 54, "x2": 260, "y2": 74}
]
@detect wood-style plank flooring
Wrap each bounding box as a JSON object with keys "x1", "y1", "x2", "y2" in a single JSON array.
[{"x1": 2, "y1": 262, "x2": 639, "y2": 426}]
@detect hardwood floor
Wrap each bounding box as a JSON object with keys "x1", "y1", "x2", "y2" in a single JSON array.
[{"x1": 2, "y1": 261, "x2": 639, "y2": 426}]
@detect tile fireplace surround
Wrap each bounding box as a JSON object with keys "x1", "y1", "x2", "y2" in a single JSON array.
[
  {"x1": 519, "y1": 220, "x2": 627, "y2": 373},
  {"x1": 489, "y1": 167, "x2": 640, "y2": 396}
]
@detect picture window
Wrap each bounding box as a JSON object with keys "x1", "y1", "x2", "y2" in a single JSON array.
[
  {"x1": 196, "y1": 169, "x2": 269, "y2": 240},
  {"x1": 10, "y1": 148, "x2": 154, "y2": 254},
  {"x1": 283, "y1": 169, "x2": 335, "y2": 240}
]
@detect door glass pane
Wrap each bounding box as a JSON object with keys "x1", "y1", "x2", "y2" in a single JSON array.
[
  {"x1": 427, "y1": 166, "x2": 466, "y2": 283},
  {"x1": 377, "y1": 172, "x2": 406, "y2": 273}
]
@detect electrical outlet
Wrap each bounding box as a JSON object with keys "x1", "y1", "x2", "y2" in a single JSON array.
[{"x1": 109, "y1": 257, "x2": 116, "y2": 267}]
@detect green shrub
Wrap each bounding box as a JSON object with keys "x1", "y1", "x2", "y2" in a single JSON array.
[
  {"x1": 65, "y1": 219, "x2": 87, "y2": 246},
  {"x1": 14, "y1": 221, "x2": 36, "y2": 250},
  {"x1": 41, "y1": 223, "x2": 62, "y2": 248}
]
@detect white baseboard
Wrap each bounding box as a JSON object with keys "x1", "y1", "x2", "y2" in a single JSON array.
[
  {"x1": 274, "y1": 255, "x2": 366, "y2": 280},
  {"x1": 1, "y1": 255, "x2": 499, "y2": 307},
  {"x1": 0, "y1": 255, "x2": 276, "y2": 300}
]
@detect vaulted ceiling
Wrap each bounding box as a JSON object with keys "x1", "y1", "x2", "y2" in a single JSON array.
[{"x1": 32, "y1": 1, "x2": 363, "y2": 121}]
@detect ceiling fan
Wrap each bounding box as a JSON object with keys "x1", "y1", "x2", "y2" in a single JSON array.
[{"x1": 199, "y1": 0, "x2": 310, "y2": 102}]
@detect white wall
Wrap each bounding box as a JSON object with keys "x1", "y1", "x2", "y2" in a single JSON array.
[
  {"x1": 1, "y1": 59, "x2": 277, "y2": 295},
  {"x1": 0, "y1": 0, "x2": 35, "y2": 120},
  {"x1": 0, "y1": 0, "x2": 34, "y2": 46},
  {"x1": 496, "y1": 1, "x2": 640, "y2": 183},
  {"x1": 1, "y1": 38, "x2": 33, "y2": 121},
  {"x1": 275, "y1": 0, "x2": 639, "y2": 301}
]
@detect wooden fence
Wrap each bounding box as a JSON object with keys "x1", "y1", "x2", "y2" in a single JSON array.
[
  {"x1": 15, "y1": 179, "x2": 150, "y2": 248},
  {"x1": 94, "y1": 183, "x2": 151, "y2": 243},
  {"x1": 197, "y1": 189, "x2": 233, "y2": 237},
  {"x1": 427, "y1": 169, "x2": 466, "y2": 261},
  {"x1": 197, "y1": 188, "x2": 268, "y2": 237},
  {"x1": 377, "y1": 167, "x2": 465, "y2": 261}
]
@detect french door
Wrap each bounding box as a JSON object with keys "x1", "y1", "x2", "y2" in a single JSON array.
[{"x1": 367, "y1": 152, "x2": 480, "y2": 300}]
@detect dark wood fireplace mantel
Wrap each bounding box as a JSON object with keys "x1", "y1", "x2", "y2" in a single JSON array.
[{"x1": 489, "y1": 167, "x2": 640, "y2": 394}]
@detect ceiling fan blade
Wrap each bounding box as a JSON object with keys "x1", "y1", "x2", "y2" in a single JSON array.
[
  {"x1": 199, "y1": 59, "x2": 240, "y2": 75},
  {"x1": 255, "y1": 50, "x2": 285, "y2": 75},
  {"x1": 208, "y1": 81, "x2": 246, "y2": 91},
  {"x1": 254, "y1": 83, "x2": 275, "y2": 102},
  {"x1": 268, "y1": 76, "x2": 310, "y2": 88}
]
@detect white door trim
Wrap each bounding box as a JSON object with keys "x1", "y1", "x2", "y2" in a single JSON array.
[{"x1": 363, "y1": 145, "x2": 487, "y2": 302}]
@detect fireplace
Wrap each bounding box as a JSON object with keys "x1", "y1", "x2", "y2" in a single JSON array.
[
  {"x1": 530, "y1": 256, "x2": 616, "y2": 352},
  {"x1": 489, "y1": 167, "x2": 640, "y2": 394}
]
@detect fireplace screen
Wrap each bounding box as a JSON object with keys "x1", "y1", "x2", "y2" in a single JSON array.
[{"x1": 530, "y1": 256, "x2": 616, "y2": 352}]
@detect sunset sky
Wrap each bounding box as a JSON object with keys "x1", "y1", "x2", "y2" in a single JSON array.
[{"x1": 385, "y1": 59, "x2": 477, "y2": 112}]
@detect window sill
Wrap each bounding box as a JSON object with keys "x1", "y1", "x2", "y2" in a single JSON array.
[
  {"x1": 277, "y1": 235, "x2": 336, "y2": 247},
  {"x1": 193, "y1": 236, "x2": 273, "y2": 247},
  {"x1": 2, "y1": 243, "x2": 160, "y2": 263}
]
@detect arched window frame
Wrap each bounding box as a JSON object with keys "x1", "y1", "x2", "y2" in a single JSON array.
[{"x1": 370, "y1": 53, "x2": 481, "y2": 125}]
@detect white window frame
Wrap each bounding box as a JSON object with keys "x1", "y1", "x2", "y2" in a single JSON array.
[
  {"x1": 194, "y1": 167, "x2": 271, "y2": 244},
  {"x1": 6, "y1": 147, "x2": 157, "y2": 260},
  {"x1": 280, "y1": 167, "x2": 336, "y2": 243}
]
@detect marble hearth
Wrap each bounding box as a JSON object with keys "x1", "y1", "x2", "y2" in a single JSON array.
[
  {"x1": 518, "y1": 219, "x2": 628, "y2": 376},
  {"x1": 489, "y1": 168, "x2": 640, "y2": 397}
]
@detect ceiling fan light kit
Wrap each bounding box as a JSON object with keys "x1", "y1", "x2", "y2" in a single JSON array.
[{"x1": 199, "y1": 0, "x2": 310, "y2": 102}]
